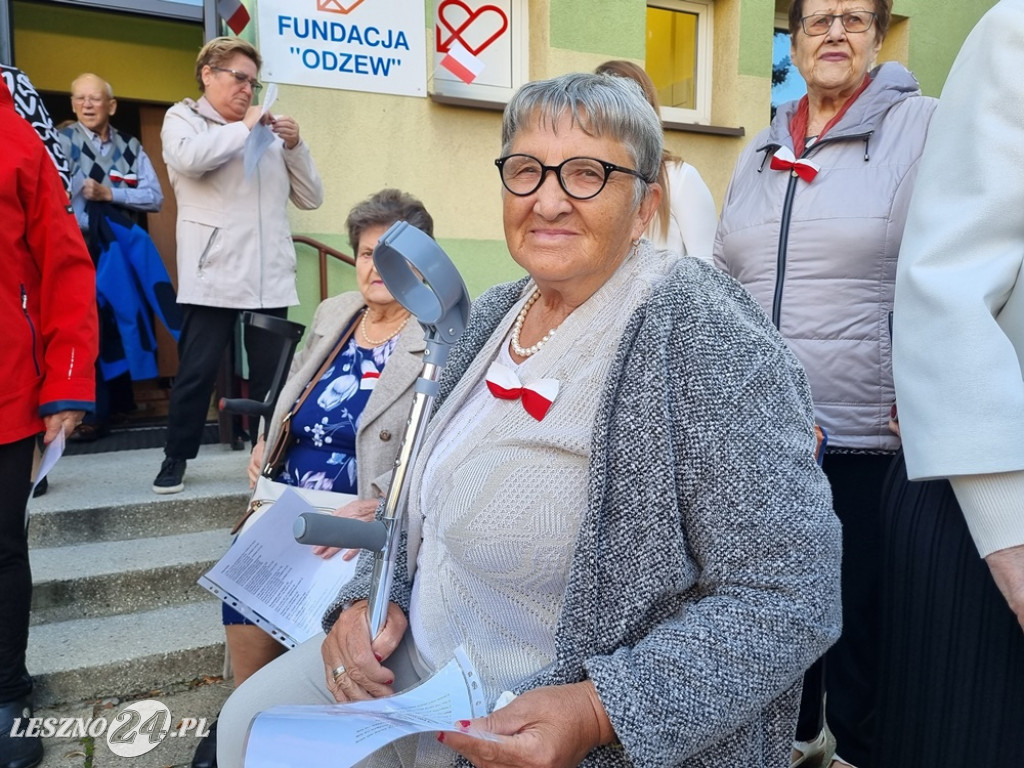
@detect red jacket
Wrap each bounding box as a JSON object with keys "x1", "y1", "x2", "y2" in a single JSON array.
[{"x1": 1, "y1": 79, "x2": 97, "y2": 445}]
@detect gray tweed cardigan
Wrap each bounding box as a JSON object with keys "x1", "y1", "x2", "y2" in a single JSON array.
[{"x1": 326, "y1": 248, "x2": 841, "y2": 768}]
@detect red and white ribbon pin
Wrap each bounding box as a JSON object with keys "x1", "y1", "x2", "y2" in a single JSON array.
[
  {"x1": 769, "y1": 146, "x2": 820, "y2": 183},
  {"x1": 484, "y1": 361, "x2": 559, "y2": 421}
]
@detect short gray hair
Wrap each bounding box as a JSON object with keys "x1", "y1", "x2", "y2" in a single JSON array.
[
  {"x1": 195, "y1": 37, "x2": 261, "y2": 93},
  {"x1": 345, "y1": 188, "x2": 434, "y2": 252},
  {"x1": 500, "y1": 72, "x2": 663, "y2": 206}
]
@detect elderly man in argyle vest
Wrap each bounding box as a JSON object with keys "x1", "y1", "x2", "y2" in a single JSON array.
[
  {"x1": 58, "y1": 73, "x2": 171, "y2": 442},
  {"x1": 60, "y1": 73, "x2": 163, "y2": 232}
]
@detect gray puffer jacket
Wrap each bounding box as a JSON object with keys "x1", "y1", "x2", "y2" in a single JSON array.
[{"x1": 714, "y1": 62, "x2": 936, "y2": 451}]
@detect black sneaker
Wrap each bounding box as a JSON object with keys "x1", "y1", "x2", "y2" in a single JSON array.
[
  {"x1": 0, "y1": 696, "x2": 43, "y2": 768},
  {"x1": 153, "y1": 456, "x2": 186, "y2": 494}
]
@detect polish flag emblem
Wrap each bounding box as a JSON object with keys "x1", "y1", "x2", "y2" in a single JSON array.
[
  {"x1": 440, "y1": 40, "x2": 485, "y2": 84},
  {"x1": 217, "y1": 0, "x2": 251, "y2": 35}
]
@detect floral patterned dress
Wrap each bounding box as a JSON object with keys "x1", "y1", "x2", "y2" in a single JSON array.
[{"x1": 277, "y1": 335, "x2": 398, "y2": 493}]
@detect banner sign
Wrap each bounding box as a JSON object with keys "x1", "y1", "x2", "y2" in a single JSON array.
[{"x1": 257, "y1": 0, "x2": 427, "y2": 97}]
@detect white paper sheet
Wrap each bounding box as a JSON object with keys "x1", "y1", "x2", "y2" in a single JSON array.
[
  {"x1": 199, "y1": 488, "x2": 358, "y2": 646},
  {"x1": 243, "y1": 647, "x2": 493, "y2": 768},
  {"x1": 244, "y1": 82, "x2": 279, "y2": 179},
  {"x1": 27, "y1": 430, "x2": 64, "y2": 523}
]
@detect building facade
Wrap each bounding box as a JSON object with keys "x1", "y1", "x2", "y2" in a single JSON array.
[{"x1": 2, "y1": 0, "x2": 998, "y2": 330}]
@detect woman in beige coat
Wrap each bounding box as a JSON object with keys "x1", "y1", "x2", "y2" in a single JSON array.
[{"x1": 154, "y1": 36, "x2": 323, "y2": 496}]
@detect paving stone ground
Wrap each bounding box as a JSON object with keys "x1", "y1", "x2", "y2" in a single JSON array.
[{"x1": 32, "y1": 675, "x2": 232, "y2": 768}]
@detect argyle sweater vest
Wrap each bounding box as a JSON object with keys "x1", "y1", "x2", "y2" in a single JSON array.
[{"x1": 61, "y1": 123, "x2": 142, "y2": 188}]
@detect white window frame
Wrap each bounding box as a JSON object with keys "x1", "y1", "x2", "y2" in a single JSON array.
[
  {"x1": 429, "y1": 0, "x2": 529, "y2": 109},
  {"x1": 647, "y1": 0, "x2": 713, "y2": 125}
]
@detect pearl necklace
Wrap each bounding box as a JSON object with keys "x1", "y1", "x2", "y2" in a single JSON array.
[
  {"x1": 510, "y1": 288, "x2": 558, "y2": 357},
  {"x1": 359, "y1": 308, "x2": 409, "y2": 347}
]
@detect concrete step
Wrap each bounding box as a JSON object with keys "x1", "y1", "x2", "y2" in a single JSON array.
[
  {"x1": 23, "y1": 445, "x2": 249, "y2": 709},
  {"x1": 30, "y1": 529, "x2": 234, "y2": 625},
  {"x1": 27, "y1": 495, "x2": 245, "y2": 549},
  {"x1": 28, "y1": 445, "x2": 251, "y2": 547},
  {"x1": 26, "y1": 601, "x2": 227, "y2": 708}
]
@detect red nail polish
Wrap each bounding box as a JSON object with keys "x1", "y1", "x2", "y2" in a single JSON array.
[
  {"x1": 374, "y1": 653, "x2": 383, "y2": 662},
  {"x1": 385, "y1": 679, "x2": 394, "y2": 685},
  {"x1": 457, "y1": 720, "x2": 471, "y2": 729},
  {"x1": 436, "y1": 732, "x2": 445, "y2": 743}
]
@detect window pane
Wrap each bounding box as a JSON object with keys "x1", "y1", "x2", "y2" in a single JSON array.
[
  {"x1": 772, "y1": 28, "x2": 806, "y2": 117},
  {"x1": 646, "y1": 6, "x2": 698, "y2": 111}
]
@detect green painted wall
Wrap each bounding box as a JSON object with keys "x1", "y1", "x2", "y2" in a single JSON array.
[
  {"x1": 738, "y1": 0, "x2": 775, "y2": 76},
  {"x1": 12, "y1": 1, "x2": 201, "y2": 100},
  {"x1": 894, "y1": 0, "x2": 997, "y2": 96},
  {"x1": 549, "y1": 0, "x2": 644, "y2": 58},
  {"x1": 291, "y1": 235, "x2": 524, "y2": 334}
]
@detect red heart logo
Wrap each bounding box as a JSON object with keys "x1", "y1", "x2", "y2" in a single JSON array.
[{"x1": 436, "y1": 0, "x2": 509, "y2": 57}]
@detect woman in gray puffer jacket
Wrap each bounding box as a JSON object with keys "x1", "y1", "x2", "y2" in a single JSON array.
[{"x1": 714, "y1": 2, "x2": 936, "y2": 766}]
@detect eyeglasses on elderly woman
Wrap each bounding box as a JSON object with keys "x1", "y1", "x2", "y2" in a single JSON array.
[
  {"x1": 495, "y1": 154, "x2": 650, "y2": 200},
  {"x1": 210, "y1": 65, "x2": 263, "y2": 93},
  {"x1": 801, "y1": 11, "x2": 877, "y2": 36}
]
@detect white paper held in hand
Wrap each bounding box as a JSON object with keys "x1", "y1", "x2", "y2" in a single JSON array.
[
  {"x1": 243, "y1": 647, "x2": 495, "y2": 768},
  {"x1": 27, "y1": 429, "x2": 64, "y2": 525},
  {"x1": 198, "y1": 487, "x2": 358, "y2": 647},
  {"x1": 243, "y1": 82, "x2": 279, "y2": 178}
]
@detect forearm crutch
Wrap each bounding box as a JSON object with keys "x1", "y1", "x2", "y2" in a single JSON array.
[{"x1": 293, "y1": 221, "x2": 471, "y2": 638}]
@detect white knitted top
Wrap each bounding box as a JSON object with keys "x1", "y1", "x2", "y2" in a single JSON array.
[{"x1": 407, "y1": 245, "x2": 678, "y2": 709}]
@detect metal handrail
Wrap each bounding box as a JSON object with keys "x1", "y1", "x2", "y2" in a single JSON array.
[{"x1": 292, "y1": 235, "x2": 356, "y2": 302}]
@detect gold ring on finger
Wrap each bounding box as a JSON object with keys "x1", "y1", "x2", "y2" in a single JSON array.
[{"x1": 331, "y1": 664, "x2": 347, "y2": 683}]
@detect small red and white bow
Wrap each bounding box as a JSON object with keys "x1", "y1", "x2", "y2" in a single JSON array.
[
  {"x1": 108, "y1": 170, "x2": 139, "y2": 187},
  {"x1": 769, "y1": 147, "x2": 820, "y2": 183},
  {"x1": 484, "y1": 361, "x2": 559, "y2": 421}
]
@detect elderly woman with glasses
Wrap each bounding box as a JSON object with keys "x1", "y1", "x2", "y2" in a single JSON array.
[
  {"x1": 216, "y1": 72, "x2": 840, "y2": 768},
  {"x1": 714, "y1": 2, "x2": 936, "y2": 766},
  {"x1": 154, "y1": 36, "x2": 323, "y2": 495}
]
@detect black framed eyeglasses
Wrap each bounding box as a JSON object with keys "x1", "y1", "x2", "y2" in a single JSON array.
[
  {"x1": 210, "y1": 65, "x2": 263, "y2": 93},
  {"x1": 800, "y1": 11, "x2": 877, "y2": 36},
  {"x1": 495, "y1": 154, "x2": 649, "y2": 200}
]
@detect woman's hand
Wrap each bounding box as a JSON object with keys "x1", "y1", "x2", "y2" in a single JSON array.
[
  {"x1": 242, "y1": 105, "x2": 263, "y2": 130},
  {"x1": 986, "y1": 543, "x2": 1024, "y2": 634},
  {"x1": 270, "y1": 115, "x2": 301, "y2": 149},
  {"x1": 42, "y1": 410, "x2": 85, "y2": 444},
  {"x1": 312, "y1": 498, "x2": 382, "y2": 560},
  {"x1": 321, "y1": 600, "x2": 407, "y2": 702},
  {"x1": 439, "y1": 682, "x2": 616, "y2": 768},
  {"x1": 248, "y1": 436, "x2": 266, "y2": 488}
]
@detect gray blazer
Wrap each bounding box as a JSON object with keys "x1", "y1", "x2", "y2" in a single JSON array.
[
  {"x1": 330, "y1": 247, "x2": 842, "y2": 767},
  {"x1": 263, "y1": 291, "x2": 425, "y2": 497}
]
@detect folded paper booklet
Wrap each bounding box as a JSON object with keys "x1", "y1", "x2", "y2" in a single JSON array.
[
  {"x1": 199, "y1": 487, "x2": 359, "y2": 647},
  {"x1": 244, "y1": 647, "x2": 493, "y2": 768}
]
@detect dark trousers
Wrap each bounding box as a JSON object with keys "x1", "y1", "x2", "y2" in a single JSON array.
[
  {"x1": 0, "y1": 436, "x2": 36, "y2": 702},
  {"x1": 795, "y1": 452, "x2": 894, "y2": 767},
  {"x1": 81, "y1": 369, "x2": 134, "y2": 428},
  {"x1": 164, "y1": 304, "x2": 287, "y2": 460},
  {"x1": 876, "y1": 453, "x2": 1024, "y2": 767}
]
